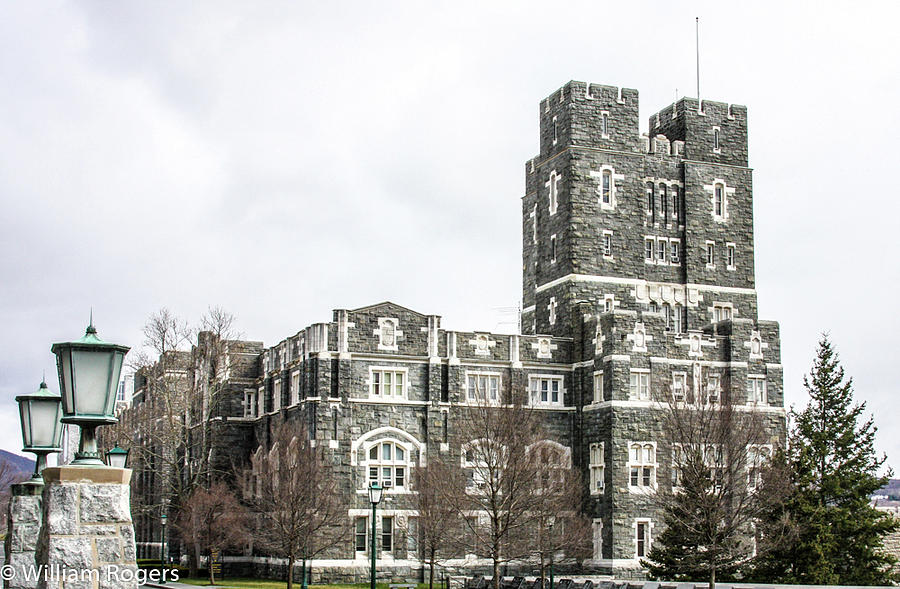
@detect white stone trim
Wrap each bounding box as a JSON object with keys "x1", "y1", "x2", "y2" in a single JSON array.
[
  {"x1": 534, "y1": 273, "x2": 758, "y2": 296},
  {"x1": 351, "y1": 426, "x2": 425, "y2": 467}
]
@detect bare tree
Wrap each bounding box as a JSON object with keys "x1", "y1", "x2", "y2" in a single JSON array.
[
  {"x1": 0, "y1": 457, "x2": 28, "y2": 532},
  {"x1": 176, "y1": 481, "x2": 249, "y2": 585},
  {"x1": 412, "y1": 459, "x2": 462, "y2": 589},
  {"x1": 443, "y1": 400, "x2": 545, "y2": 589},
  {"x1": 643, "y1": 382, "x2": 789, "y2": 589},
  {"x1": 250, "y1": 421, "x2": 347, "y2": 589}
]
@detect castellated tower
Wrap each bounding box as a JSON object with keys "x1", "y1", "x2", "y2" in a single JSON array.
[{"x1": 522, "y1": 81, "x2": 784, "y2": 574}]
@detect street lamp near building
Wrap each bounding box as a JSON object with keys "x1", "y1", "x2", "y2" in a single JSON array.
[
  {"x1": 368, "y1": 481, "x2": 383, "y2": 589},
  {"x1": 15, "y1": 380, "x2": 63, "y2": 484},
  {"x1": 51, "y1": 321, "x2": 130, "y2": 466},
  {"x1": 160, "y1": 513, "x2": 168, "y2": 585},
  {"x1": 105, "y1": 444, "x2": 129, "y2": 468}
]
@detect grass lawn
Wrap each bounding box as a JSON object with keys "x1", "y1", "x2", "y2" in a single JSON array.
[{"x1": 177, "y1": 581, "x2": 432, "y2": 589}]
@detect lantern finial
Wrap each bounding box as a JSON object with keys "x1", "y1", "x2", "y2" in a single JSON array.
[{"x1": 87, "y1": 309, "x2": 97, "y2": 335}]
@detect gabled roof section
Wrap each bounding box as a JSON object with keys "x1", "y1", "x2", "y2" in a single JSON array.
[{"x1": 349, "y1": 301, "x2": 429, "y2": 318}]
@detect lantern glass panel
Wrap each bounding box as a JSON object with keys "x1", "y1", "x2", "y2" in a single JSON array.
[
  {"x1": 18, "y1": 402, "x2": 33, "y2": 448},
  {"x1": 58, "y1": 350, "x2": 75, "y2": 415},
  {"x1": 29, "y1": 399, "x2": 60, "y2": 448},
  {"x1": 71, "y1": 349, "x2": 117, "y2": 415}
]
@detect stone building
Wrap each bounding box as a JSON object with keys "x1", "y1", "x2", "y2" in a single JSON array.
[{"x1": 120, "y1": 80, "x2": 785, "y2": 579}]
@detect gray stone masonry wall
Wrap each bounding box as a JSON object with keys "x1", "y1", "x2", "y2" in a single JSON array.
[
  {"x1": 5, "y1": 484, "x2": 42, "y2": 589},
  {"x1": 35, "y1": 466, "x2": 138, "y2": 589}
]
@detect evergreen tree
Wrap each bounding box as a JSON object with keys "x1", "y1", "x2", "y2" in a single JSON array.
[{"x1": 751, "y1": 335, "x2": 898, "y2": 585}]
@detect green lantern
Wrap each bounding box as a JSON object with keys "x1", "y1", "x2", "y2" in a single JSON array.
[
  {"x1": 15, "y1": 381, "x2": 63, "y2": 483},
  {"x1": 105, "y1": 444, "x2": 129, "y2": 469},
  {"x1": 51, "y1": 322, "x2": 130, "y2": 466}
]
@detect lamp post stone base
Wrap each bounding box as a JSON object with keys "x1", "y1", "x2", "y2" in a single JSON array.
[
  {"x1": 4, "y1": 483, "x2": 43, "y2": 589},
  {"x1": 34, "y1": 466, "x2": 138, "y2": 589}
]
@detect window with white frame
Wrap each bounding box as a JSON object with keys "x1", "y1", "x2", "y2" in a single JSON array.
[
  {"x1": 747, "y1": 376, "x2": 767, "y2": 405},
  {"x1": 366, "y1": 440, "x2": 409, "y2": 489},
  {"x1": 660, "y1": 184, "x2": 669, "y2": 223},
  {"x1": 592, "y1": 520, "x2": 603, "y2": 560},
  {"x1": 590, "y1": 443, "x2": 605, "y2": 493},
  {"x1": 649, "y1": 301, "x2": 658, "y2": 313},
  {"x1": 273, "y1": 380, "x2": 282, "y2": 412},
  {"x1": 370, "y1": 368, "x2": 406, "y2": 399},
  {"x1": 672, "y1": 444, "x2": 684, "y2": 488},
  {"x1": 382, "y1": 516, "x2": 393, "y2": 552},
  {"x1": 727, "y1": 243, "x2": 736, "y2": 269},
  {"x1": 603, "y1": 297, "x2": 613, "y2": 313},
  {"x1": 713, "y1": 127, "x2": 721, "y2": 152},
  {"x1": 657, "y1": 239, "x2": 667, "y2": 263},
  {"x1": 550, "y1": 234, "x2": 557, "y2": 263},
  {"x1": 670, "y1": 240, "x2": 680, "y2": 264},
  {"x1": 257, "y1": 386, "x2": 265, "y2": 416},
  {"x1": 355, "y1": 517, "x2": 368, "y2": 553},
  {"x1": 629, "y1": 370, "x2": 650, "y2": 401},
  {"x1": 629, "y1": 442, "x2": 656, "y2": 489},
  {"x1": 672, "y1": 372, "x2": 687, "y2": 402},
  {"x1": 529, "y1": 375, "x2": 564, "y2": 407},
  {"x1": 646, "y1": 183, "x2": 654, "y2": 215},
  {"x1": 645, "y1": 238, "x2": 655, "y2": 261},
  {"x1": 601, "y1": 112, "x2": 609, "y2": 137},
  {"x1": 635, "y1": 519, "x2": 651, "y2": 558},
  {"x1": 466, "y1": 373, "x2": 500, "y2": 404},
  {"x1": 713, "y1": 304, "x2": 733, "y2": 323},
  {"x1": 548, "y1": 170, "x2": 559, "y2": 215},
  {"x1": 602, "y1": 231, "x2": 612, "y2": 257},
  {"x1": 673, "y1": 303, "x2": 683, "y2": 333},
  {"x1": 291, "y1": 371, "x2": 300, "y2": 405},
  {"x1": 531, "y1": 204, "x2": 537, "y2": 244},
  {"x1": 706, "y1": 242, "x2": 716, "y2": 267},
  {"x1": 243, "y1": 390, "x2": 257, "y2": 418},
  {"x1": 707, "y1": 374, "x2": 721, "y2": 404},
  {"x1": 552, "y1": 116, "x2": 558, "y2": 145},
  {"x1": 593, "y1": 371, "x2": 603, "y2": 404},
  {"x1": 662, "y1": 303, "x2": 671, "y2": 329},
  {"x1": 672, "y1": 186, "x2": 680, "y2": 223},
  {"x1": 601, "y1": 170, "x2": 612, "y2": 204},
  {"x1": 747, "y1": 445, "x2": 772, "y2": 490},
  {"x1": 463, "y1": 439, "x2": 504, "y2": 492},
  {"x1": 548, "y1": 297, "x2": 557, "y2": 325},
  {"x1": 714, "y1": 183, "x2": 725, "y2": 216}
]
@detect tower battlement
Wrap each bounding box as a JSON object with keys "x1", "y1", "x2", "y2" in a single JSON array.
[{"x1": 649, "y1": 97, "x2": 748, "y2": 167}]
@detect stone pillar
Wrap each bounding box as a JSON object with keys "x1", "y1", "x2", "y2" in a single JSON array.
[
  {"x1": 4, "y1": 483, "x2": 43, "y2": 589},
  {"x1": 35, "y1": 466, "x2": 137, "y2": 589}
]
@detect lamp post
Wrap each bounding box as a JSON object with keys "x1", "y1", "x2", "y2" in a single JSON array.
[
  {"x1": 51, "y1": 321, "x2": 130, "y2": 466},
  {"x1": 547, "y1": 517, "x2": 555, "y2": 589},
  {"x1": 160, "y1": 513, "x2": 168, "y2": 585},
  {"x1": 106, "y1": 444, "x2": 129, "y2": 468},
  {"x1": 15, "y1": 380, "x2": 64, "y2": 484},
  {"x1": 367, "y1": 481, "x2": 383, "y2": 589}
]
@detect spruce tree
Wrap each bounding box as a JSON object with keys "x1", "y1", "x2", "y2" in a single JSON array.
[{"x1": 754, "y1": 335, "x2": 898, "y2": 584}]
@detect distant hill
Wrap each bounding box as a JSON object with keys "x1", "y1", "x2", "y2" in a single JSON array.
[{"x1": 0, "y1": 450, "x2": 34, "y2": 476}]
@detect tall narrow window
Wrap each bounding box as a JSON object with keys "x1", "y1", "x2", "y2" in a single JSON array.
[
  {"x1": 706, "y1": 242, "x2": 715, "y2": 266},
  {"x1": 547, "y1": 171, "x2": 559, "y2": 215},
  {"x1": 355, "y1": 517, "x2": 368, "y2": 553},
  {"x1": 645, "y1": 239, "x2": 655, "y2": 261},
  {"x1": 672, "y1": 373, "x2": 686, "y2": 401},
  {"x1": 646, "y1": 183, "x2": 655, "y2": 216},
  {"x1": 714, "y1": 184, "x2": 724, "y2": 217},
  {"x1": 707, "y1": 374, "x2": 721, "y2": 404},
  {"x1": 727, "y1": 244, "x2": 736, "y2": 269},
  {"x1": 602, "y1": 233, "x2": 612, "y2": 257},
  {"x1": 592, "y1": 520, "x2": 603, "y2": 560},
  {"x1": 714, "y1": 128, "x2": 720, "y2": 151},
  {"x1": 601, "y1": 170, "x2": 611, "y2": 204},
  {"x1": 407, "y1": 517, "x2": 419, "y2": 558},
  {"x1": 590, "y1": 443, "x2": 605, "y2": 493},
  {"x1": 657, "y1": 240, "x2": 667, "y2": 263},
  {"x1": 550, "y1": 235, "x2": 557, "y2": 263},
  {"x1": 636, "y1": 521, "x2": 649, "y2": 557},
  {"x1": 672, "y1": 186, "x2": 680, "y2": 222},
  {"x1": 382, "y1": 516, "x2": 393, "y2": 552},
  {"x1": 552, "y1": 116, "x2": 558, "y2": 145},
  {"x1": 670, "y1": 240, "x2": 680, "y2": 263},
  {"x1": 601, "y1": 112, "x2": 609, "y2": 137},
  {"x1": 673, "y1": 304, "x2": 683, "y2": 334},
  {"x1": 662, "y1": 303, "x2": 671, "y2": 328},
  {"x1": 748, "y1": 377, "x2": 767, "y2": 405},
  {"x1": 660, "y1": 184, "x2": 668, "y2": 223},
  {"x1": 593, "y1": 372, "x2": 603, "y2": 404}
]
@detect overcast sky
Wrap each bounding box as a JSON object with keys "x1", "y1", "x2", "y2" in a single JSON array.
[{"x1": 1, "y1": 1, "x2": 898, "y2": 471}]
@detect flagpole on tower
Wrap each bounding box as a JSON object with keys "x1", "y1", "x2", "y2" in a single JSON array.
[{"x1": 696, "y1": 17, "x2": 701, "y2": 103}]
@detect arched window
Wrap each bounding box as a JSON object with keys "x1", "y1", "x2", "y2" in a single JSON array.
[
  {"x1": 628, "y1": 443, "x2": 656, "y2": 488},
  {"x1": 367, "y1": 441, "x2": 409, "y2": 489}
]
